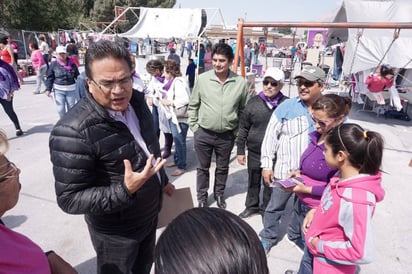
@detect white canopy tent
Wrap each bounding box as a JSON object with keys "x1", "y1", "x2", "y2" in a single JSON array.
[
  {"x1": 120, "y1": 8, "x2": 203, "y2": 41},
  {"x1": 327, "y1": 0, "x2": 412, "y2": 75},
  {"x1": 99, "y1": 7, "x2": 227, "y2": 41}
]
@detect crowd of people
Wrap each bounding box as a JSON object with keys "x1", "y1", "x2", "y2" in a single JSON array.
[{"x1": 0, "y1": 37, "x2": 387, "y2": 274}]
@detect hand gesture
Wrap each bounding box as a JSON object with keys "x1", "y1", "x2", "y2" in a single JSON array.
[
  {"x1": 123, "y1": 155, "x2": 166, "y2": 193},
  {"x1": 262, "y1": 169, "x2": 274, "y2": 186}
]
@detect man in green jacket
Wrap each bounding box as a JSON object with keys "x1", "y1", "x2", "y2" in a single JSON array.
[{"x1": 188, "y1": 43, "x2": 249, "y2": 208}]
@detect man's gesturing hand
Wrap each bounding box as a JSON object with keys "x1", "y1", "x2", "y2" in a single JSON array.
[{"x1": 124, "y1": 155, "x2": 166, "y2": 193}]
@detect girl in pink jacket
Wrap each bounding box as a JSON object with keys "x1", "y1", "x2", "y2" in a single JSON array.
[{"x1": 303, "y1": 123, "x2": 385, "y2": 274}]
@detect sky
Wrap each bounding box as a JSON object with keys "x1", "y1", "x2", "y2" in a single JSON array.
[{"x1": 173, "y1": 0, "x2": 343, "y2": 27}]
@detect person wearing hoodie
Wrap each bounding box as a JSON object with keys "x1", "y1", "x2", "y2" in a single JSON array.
[{"x1": 302, "y1": 123, "x2": 385, "y2": 274}]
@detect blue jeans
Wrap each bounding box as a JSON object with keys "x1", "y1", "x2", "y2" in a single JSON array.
[
  {"x1": 54, "y1": 88, "x2": 78, "y2": 118},
  {"x1": 259, "y1": 187, "x2": 299, "y2": 246},
  {"x1": 34, "y1": 65, "x2": 47, "y2": 93},
  {"x1": 287, "y1": 196, "x2": 309, "y2": 250},
  {"x1": 168, "y1": 120, "x2": 188, "y2": 170},
  {"x1": 298, "y1": 246, "x2": 313, "y2": 274}
]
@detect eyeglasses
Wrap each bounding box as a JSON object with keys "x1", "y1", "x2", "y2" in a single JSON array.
[
  {"x1": 311, "y1": 113, "x2": 337, "y2": 128},
  {"x1": 296, "y1": 79, "x2": 319, "y2": 88},
  {"x1": 90, "y1": 77, "x2": 132, "y2": 92},
  {"x1": 263, "y1": 80, "x2": 279, "y2": 87},
  {"x1": 0, "y1": 160, "x2": 20, "y2": 184}
]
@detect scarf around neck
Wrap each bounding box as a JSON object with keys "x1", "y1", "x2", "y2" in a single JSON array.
[
  {"x1": 56, "y1": 57, "x2": 74, "y2": 72},
  {"x1": 258, "y1": 91, "x2": 284, "y2": 108}
]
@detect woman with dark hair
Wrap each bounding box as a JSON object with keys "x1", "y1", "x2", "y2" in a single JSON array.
[
  {"x1": 155, "y1": 207, "x2": 269, "y2": 274},
  {"x1": 302, "y1": 123, "x2": 385, "y2": 273},
  {"x1": 29, "y1": 41, "x2": 47, "y2": 94},
  {"x1": 161, "y1": 60, "x2": 190, "y2": 176},
  {"x1": 0, "y1": 59, "x2": 23, "y2": 136}
]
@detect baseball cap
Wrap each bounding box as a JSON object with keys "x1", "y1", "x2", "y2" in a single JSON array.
[
  {"x1": 294, "y1": 66, "x2": 325, "y2": 81},
  {"x1": 56, "y1": 46, "x2": 66, "y2": 54},
  {"x1": 263, "y1": 67, "x2": 285, "y2": 82}
]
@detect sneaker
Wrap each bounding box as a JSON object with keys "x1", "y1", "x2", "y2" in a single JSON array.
[
  {"x1": 33, "y1": 91, "x2": 40, "y2": 94},
  {"x1": 16, "y1": 129, "x2": 23, "y2": 137},
  {"x1": 261, "y1": 240, "x2": 272, "y2": 255},
  {"x1": 284, "y1": 236, "x2": 304, "y2": 255},
  {"x1": 285, "y1": 270, "x2": 298, "y2": 274}
]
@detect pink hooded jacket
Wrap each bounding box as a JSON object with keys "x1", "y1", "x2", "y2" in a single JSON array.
[{"x1": 305, "y1": 172, "x2": 385, "y2": 273}]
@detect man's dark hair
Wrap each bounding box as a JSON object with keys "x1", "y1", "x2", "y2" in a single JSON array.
[
  {"x1": 85, "y1": 40, "x2": 132, "y2": 79},
  {"x1": 212, "y1": 43, "x2": 234, "y2": 62}
]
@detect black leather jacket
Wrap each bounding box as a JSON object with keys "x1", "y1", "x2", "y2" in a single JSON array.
[{"x1": 49, "y1": 90, "x2": 168, "y2": 234}]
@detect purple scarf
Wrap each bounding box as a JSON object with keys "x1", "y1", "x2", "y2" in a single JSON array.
[
  {"x1": 155, "y1": 75, "x2": 165, "y2": 83},
  {"x1": 162, "y1": 77, "x2": 174, "y2": 99},
  {"x1": 56, "y1": 57, "x2": 74, "y2": 72},
  {"x1": 258, "y1": 91, "x2": 284, "y2": 108},
  {"x1": 131, "y1": 71, "x2": 140, "y2": 79}
]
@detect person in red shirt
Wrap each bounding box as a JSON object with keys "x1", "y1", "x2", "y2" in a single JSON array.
[
  {"x1": 7, "y1": 36, "x2": 19, "y2": 64},
  {"x1": 0, "y1": 35, "x2": 24, "y2": 85}
]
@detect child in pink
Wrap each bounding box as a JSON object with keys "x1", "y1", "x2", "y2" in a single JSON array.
[
  {"x1": 365, "y1": 64, "x2": 394, "y2": 105},
  {"x1": 303, "y1": 123, "x2": 385, "y2": 274}
]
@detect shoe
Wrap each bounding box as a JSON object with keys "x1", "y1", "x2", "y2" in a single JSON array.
[
  {"x1": 166, "y1": 162, "x2": 176, "y2": 168},
  {"x1": 261, "y1": 240, "x2": 272, "y2": 255},
  {"x1": 284, "y1": 236, "x2": 304, "y2": 254},
  {"x1": 198, "y1": 201, "x2": 208, "y2": 208},
  {"x1": 16, "y1": 129, "x2": 23, "y2": 137},
  {"x1": 285, "y1": 270, "x2": 298, "y2": 274},
  {"x1": 215, "y1": 195, "x2": 226, "y2": 209},
  {"x1": 33, "y1": 91, "x2": 40, "y2": 94},
  {"x1": 171, "y1": 169, "x2": 185, "y2": 176},
  {"x1": 239, "y1": 208, "x2": 260, "y2": 218}
]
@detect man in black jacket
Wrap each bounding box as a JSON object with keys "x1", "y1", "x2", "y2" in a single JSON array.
[{"x1": 49, "y1": 40, "x2": 174, "y2": 274}]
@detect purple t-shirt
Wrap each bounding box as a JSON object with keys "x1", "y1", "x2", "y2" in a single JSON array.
[{"x1": 297, "y1": 131, "x2": 337, "y2": 208}]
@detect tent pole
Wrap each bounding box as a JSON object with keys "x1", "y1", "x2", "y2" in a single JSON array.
[{"x1": 234, "y1": 18, "x2": 245, "y2": 77}]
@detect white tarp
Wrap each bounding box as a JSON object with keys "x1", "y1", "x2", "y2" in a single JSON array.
[
  {"x1": 120, "y1": 8, "x2": 203, "y2": 41},
  {"x1": 327, "y1": 0, "x2": 412, "y2": 74}
]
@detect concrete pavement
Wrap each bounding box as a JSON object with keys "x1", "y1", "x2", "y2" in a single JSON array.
[{"x1": 1, "y1": 61, "x2": 412, "y2": 273}]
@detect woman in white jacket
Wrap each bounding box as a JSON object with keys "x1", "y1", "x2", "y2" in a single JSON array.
[{"x1": 161, "y1": 60, "x2": 190, "y2": 176}]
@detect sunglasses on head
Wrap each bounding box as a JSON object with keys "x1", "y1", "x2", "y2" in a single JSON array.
[
  {"x1": 310, "y1": 113, "x2": 337, "y2": 128},
  {"x1": 263, "y1": 80, "x2": 279, "y2": 87},
  {"x1": 296, "y1": 78, "x2": 321, "y2": 88}
]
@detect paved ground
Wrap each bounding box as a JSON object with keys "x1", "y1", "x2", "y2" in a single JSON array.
[{"x1": 1, "y1": 58, "x2": 412, "y2": 273}]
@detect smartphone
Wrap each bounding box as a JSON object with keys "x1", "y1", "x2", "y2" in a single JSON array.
[{"x1": 270, "y1": 177, "x2": 304, "y2": 188}]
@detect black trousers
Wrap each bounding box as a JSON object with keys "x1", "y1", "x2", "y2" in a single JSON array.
[
  {"x1": 245, "y1": 150, "x2": 272, "y2": 211},
  {"x1": 194, "y1": 127, "x2": 235, "y2": 203},
  {"x1": 0, "y1": 97, "x2": 21, "y2": 130},
  {"x1": 87, "y1": 219, "x2": 157, "y2": 274}
]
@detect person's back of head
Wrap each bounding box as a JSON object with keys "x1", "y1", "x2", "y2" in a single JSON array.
[
  {"x1": 380, "y1": 64, "x2": 394, "y2": 77},
  {"x1": 164, "y1": 59, "x2": 181, "y2": 77},
  {"x1": 155, "y1": 208, "x2": 269, "y2": 274},
  {"x1": 325, "y1": 123, "x2": 384, "y2": 174},
  {"x1": 146, "y1": 59, "x2": 164, "y2": 76}
]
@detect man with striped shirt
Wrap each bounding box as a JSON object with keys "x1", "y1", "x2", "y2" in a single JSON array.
[{"x1": 259, "y1": 66, "x2": 326, "y2": 255}]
